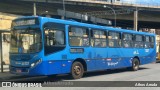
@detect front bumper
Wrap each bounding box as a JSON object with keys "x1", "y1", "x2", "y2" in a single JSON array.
[{"x1": 9, "y1": 61, "x2": 47, "y2": 76}]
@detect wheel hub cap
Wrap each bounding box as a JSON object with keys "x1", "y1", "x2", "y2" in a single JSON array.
[{"x1": 74, "y1": 66, "x2": 81, "y2": 75}]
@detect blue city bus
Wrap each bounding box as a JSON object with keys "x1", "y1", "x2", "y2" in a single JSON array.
[{"x1": 9, "y1": 16, "x2": 156, "y2": 79}]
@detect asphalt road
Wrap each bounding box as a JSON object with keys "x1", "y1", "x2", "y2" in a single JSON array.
[
  {"x1": 1, "y1": 62, "x2": 160, "y2": 90},
  {"x1": 2, "y1": 62, "x2": 160, "y2": 81}
]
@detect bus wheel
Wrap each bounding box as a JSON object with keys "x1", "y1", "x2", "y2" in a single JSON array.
[
  {"x1": 71, "y1": 61, "x2": 84, "y2": 79},
  {"x1": 132, "y1": 58, "x2": 140, "y2": 71}
]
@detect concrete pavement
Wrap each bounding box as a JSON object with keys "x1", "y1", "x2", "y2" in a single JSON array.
[{"x1": 0, "y1": 62, "x2": 160, "y2": 90}]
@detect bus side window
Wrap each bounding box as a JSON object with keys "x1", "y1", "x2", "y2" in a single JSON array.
[
  {"x1": 144, "y1": 36, "x2": 150, "y2": 48},
  {"x1": 150, "y1": 36, "x2": 155, "y2": 48},
  {"x1": 91, "y1": 30, "x2": 107, "y2": 47},
  {"x1": 45, "y1": 29, "x2": 65, "y2": 46},
  {"x1": 108, "y1": 36, "x2": 113, "y2": 47},
  {"x1": 108, "y1": 31, "x2": 121, "y2": 47},
  {"x1": 43, "y1": 22, "x2": 66, "y2": 55},
  {"x1": 122, "y1": 33, "x2": 133, "y2": 48},
  {"x1": 134, "y1": 35, "x2": 143, "y2": 48},
  {"x1": 69, "y1": 27, "x2": 89, "y2": 46}
]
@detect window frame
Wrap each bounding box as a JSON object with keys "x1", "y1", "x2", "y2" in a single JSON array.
[
  {"x1": 134, "y1": 34, "x2": 144, "y2": 48},
  {"x1": 45, "y1": 28, "x2": 66, "y2": 46},
  {"x1": 144, "y1": 35, "x2": 151, "y2": 49},
  {"x1": 43, "y1": 22, "x2": 66, "y2": 55},
  {"x1": 68, "y1": 26, "x2": 90, "y2": 47},
  {"x1": 90, "y1": 29, "x2": 107, "y2": 48},
  {"x1": 122, "y1": 33, "x2": 133, "y2": 48},
  {"x1": 108, "y1": 31, "x2": 121, "y2": 48},
  {"x1": 150, "y1": 36, "x2": 155, "y2": 48}
]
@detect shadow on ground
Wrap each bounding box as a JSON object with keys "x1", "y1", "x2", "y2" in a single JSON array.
[{"x1": 3, "y1": 67, "x2": 149, "y2": 82}]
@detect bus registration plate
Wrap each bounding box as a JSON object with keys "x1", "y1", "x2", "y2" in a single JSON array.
[{"x1": 16, "y1": 69, "x2": 22, "y2": 73}]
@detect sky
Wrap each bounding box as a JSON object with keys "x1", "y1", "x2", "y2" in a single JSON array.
[{"x1": 121, "y1": 0, "x2": 160, "y2": 5}]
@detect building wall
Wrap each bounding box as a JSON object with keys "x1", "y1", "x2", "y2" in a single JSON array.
[
  {"x1": 0, "y1": 12, "x2": 19, "y2": 64},
  {"x1": 0, "y1": 12, "x2": 18, "y2": 30}
]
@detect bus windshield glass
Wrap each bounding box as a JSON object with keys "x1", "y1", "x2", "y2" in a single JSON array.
[{"x1": 10, "y1": 28, "x2": 42, "y2": 53}]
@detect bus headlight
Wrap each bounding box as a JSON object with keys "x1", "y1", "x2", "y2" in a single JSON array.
[
  {"x1": 31, "y1": 59, "x2": 42, "y2": 68},
  {"x1": 31, "y1": 63, "x2": 35, "y2": 67}
]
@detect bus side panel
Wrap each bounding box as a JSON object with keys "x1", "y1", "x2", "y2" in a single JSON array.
[
  {"x1": 133, "y1": 48, "x2": 146, "y2": 65},
  {"x1": 140, "y1": 48, "x2": 156, "y2": 65},
  {"x1": 44, "y1": 60, "x2": 72, "y2": 75},
  {"x1": 47, "y1": 60, "x2": 62, "y2": 75},
  {"x1": 107, "y1": 48, "x2": 133, "y2": 69},
  {"x1": 29, "y1": 61, "x2": 48, "y2": 76},
  {"x1": 91, "y1": 48, "x2": 108, "y2": 70},
  {"x1": 85, "y1": 59, "x2": 96, "y2": 71},
  {"x1": 67, "y1": 47, "x2": 97, "y2": 71},
  {"x1": 61, "y1": 60, "x2": 72, "y2": 74},
  {"x1": 43, "y1": 49, "x2": 72, "y2": 75}
]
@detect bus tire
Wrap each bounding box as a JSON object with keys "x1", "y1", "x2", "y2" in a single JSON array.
[
  {"x1": 131, "y1": 58, "x2": 140, "y2": 71},
  {"x1": 70, "y1": 61, "x2": 84, "y2": 79}
]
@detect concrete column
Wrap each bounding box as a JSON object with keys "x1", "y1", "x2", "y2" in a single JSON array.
[
  {"x1": 134, "y1": 8, "x2": 138, "y2": 31},
  {"x1": 62, "y1": 0, "x2": 65, "y2": 19},
  {"x1": 0, "y1": 32, "x2": 3, "y2": 73},
  {"x1": 33, "y1": 3, "x2": 37, "y2": 16},
  {"x1": 61, "y1": 10, "x2": 65, "y2": 20}
]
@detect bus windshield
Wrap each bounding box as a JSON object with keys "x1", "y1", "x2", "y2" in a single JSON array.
[{"x1": 10, "y1": 28, "x2": 42, "y2": 53}]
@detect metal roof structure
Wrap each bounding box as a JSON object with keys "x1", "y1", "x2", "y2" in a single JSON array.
[{"x1": 0, "y1": 0, "x2": 160, "y2": 28}]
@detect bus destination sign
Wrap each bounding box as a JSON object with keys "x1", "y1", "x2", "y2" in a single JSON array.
[{"x1": 12, "y1": 18, "x2": 39, "y2": 27}]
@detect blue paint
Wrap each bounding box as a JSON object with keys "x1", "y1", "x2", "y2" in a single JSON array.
[{"x1": 9, "y1": 16, "x2": 156, "y2": 76}]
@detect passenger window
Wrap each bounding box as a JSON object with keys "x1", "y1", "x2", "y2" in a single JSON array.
[
  {"x1": 91, "y1": 30, "x2": 107, "y2": 47},
  {"x1": 69, "y1": 27, "x2": 89, "y2": 46},
  {"x1": 108, "y1": 32, "x2": 121, "y2": 47},
  {"x1": 134, "y1": 35, "x2": 143, "y2": 48},
  {"x1": 45, "y1": 30, "x2": 65, "y2": 46},
  {"x1": 150, "y1": 36, "x2": 155, "y2": 48},
  {"x1": 122, "y1": 33, "x2": 133, "y2": 48},
  {"x1": 44, "y1": 22, "x2": 65, "y2": 55},
  {"x1": 144, "y1": 36, "x2": 150, "y2": 48}
]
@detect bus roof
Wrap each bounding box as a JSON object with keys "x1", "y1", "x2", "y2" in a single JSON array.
[{"x1": 14, "y1": 16, "x2": 155, "y2": 36}]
